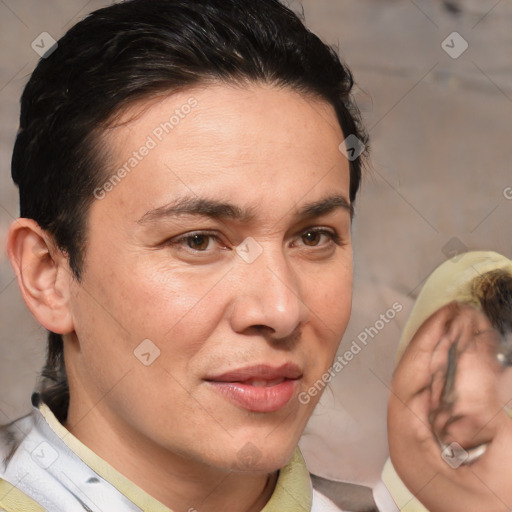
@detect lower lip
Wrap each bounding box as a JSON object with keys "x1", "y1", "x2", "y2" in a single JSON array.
[{"x1": 207, "y1": 379, "x2": 298, "y2": 413}]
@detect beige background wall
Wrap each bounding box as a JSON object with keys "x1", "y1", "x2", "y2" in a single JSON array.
[{"x1": 1, "y1": 0, "x2": 511, "y2": 487}]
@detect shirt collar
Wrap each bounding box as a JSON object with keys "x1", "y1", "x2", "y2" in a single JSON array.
[{"x1": 38, "y1": 401, "x2": 313, "y2": 511}]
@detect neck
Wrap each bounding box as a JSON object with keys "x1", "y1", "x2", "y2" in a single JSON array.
[{"x1": 64, "y1": 397, "x2": 278, "y2": 512}]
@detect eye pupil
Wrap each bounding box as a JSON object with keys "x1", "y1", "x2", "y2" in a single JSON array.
[
  {"x1": 187, "y1": 234, "x2": 209, "y2": 250},
  {"x1": 303, "y1": 231, "x2": 320, "y2": 246}
]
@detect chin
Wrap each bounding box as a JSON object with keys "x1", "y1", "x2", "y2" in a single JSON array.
[
  {"x1": 229, "y1": 449, "x2": 294, "y2": 474},
  {"x1": 220, "y1": 436, "x2": 298, "y2": 474}
]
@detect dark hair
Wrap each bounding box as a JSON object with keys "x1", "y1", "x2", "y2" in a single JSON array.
[{"x1": 11, "y1": 0, "x2": 367, "y2": 422}]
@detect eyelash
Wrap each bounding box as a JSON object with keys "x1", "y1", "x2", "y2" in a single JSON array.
[
  {"x1": 165, "y1": 227, "x2": 342, "y2": 253},
  {"x1": 168, "y1": 230, "x2": 226, "y2": 252},
  {"x1": 297, "y1": 227, "x2": 342, "y2": 247}
]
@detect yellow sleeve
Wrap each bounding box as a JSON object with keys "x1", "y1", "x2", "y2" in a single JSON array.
[{"x1": 0, "y1": 479, "x2": 46, "y2": 512}]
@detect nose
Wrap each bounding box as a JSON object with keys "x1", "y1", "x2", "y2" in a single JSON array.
[{"x1": 229, "y1": 245, "x2": 309, "y2": 341}]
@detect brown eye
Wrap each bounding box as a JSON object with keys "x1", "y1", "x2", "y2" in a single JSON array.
[
  {"x1": 186, "y1": 234, "x2": 211, "y2": 250},
  {"x1": 302, "y1": 230, "x2": 321, "y2": 246}
]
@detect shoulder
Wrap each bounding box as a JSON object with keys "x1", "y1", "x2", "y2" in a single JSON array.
[
  {"x1": 0, "y1": 413, "x2": 34, "y2": 474},
  {"x1": 0, "y1": 477, "x2": 46, "y2": 512},
  {"x1": 0, "y1": 413, "x2": 40, "y2": 511}
]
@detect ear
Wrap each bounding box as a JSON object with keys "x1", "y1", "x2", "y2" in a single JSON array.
[{"x1": 6, "y1": 218, "x2": 75, "y2": 335}]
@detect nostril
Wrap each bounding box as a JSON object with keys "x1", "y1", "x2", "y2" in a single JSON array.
[{"x1": 253, "y1": 324, "x2": 273, "y2": 331}]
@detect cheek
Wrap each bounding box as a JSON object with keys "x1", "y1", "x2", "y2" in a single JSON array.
[
  {"x1": 129, "y1": 266, "x2": 230, "y2": 345},
  {"x1": 301, "y1": 258, "x2": 353, "y2": 371},
  {"x1": 68, "y1": 261, "x2": 233, "y2": 424},
  {"x1": 124, "y1": 275, "x2": 207, "y2": 342},
  {"x1": 74, "y1": 259, "x2": 232, "y2": 370},
  {"x1": 308, "y1": 258, "x2": 353, "y2": 329}
]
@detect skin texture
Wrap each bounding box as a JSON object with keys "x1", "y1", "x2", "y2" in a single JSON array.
[
  {"x1": 388, "y1": 303, "x2": 512, "y2": 512},
  {"x1": 7, "y1": 83, "x2": 353, "y2": 512}
]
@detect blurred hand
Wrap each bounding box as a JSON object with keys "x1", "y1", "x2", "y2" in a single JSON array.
[{"x1": 388, "y1": 302, "x2": 512, "y2": 512}]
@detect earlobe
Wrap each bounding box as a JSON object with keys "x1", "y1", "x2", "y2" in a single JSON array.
[{"x1": 6, "y1": 218, "x2": 75, "y2": 335}]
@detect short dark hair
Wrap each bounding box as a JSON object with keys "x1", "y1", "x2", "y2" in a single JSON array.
[{"x1": 11, "y1": 0, "x2": 367, "y2": 421}]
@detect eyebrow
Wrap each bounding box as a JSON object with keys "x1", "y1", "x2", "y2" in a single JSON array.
[
  {"x1": 297, "y1": 194, "x2": 353, "y2": 219},
  {"x1": 137, "y1": 194, "x2": 352, "y2": 225},
  {"x1": 137, "y1": 197, "x2": 255, "y2": 224}
]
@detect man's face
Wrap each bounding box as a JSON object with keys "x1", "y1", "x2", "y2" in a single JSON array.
[{"x1": 65, "y1": 83, "x2": 353, "y2": 473}]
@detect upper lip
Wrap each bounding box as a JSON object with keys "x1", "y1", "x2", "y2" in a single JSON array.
[{"x1": 205, "y1": 363, "x2": 302, "y2": 382}]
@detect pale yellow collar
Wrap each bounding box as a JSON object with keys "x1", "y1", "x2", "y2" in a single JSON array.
[{"x1": 39, "y1": 403, "x2": 312, "y2": 511}]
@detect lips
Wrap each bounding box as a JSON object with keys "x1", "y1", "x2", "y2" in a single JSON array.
[
  {"x1": 245, "y1": 378, "x2": 285, "y2": 387},
  {"x1": 205, "y1": 363, "x2": 302, "y2": 413}
]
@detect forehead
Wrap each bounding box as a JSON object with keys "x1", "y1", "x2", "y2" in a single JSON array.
[{"x1": 94, "y1": 83, "x2": 350, "y2": 225}]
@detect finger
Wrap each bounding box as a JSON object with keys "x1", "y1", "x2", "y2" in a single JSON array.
[
  {"x1": 393, "y1": 302, "x2": 460, "y2": 401},
  {"x1": 439, "y1": 333, "x2": 507, "y2": 448},
  {"x1": 446, "y1": 304, "x2": 495, "y2": 358},
  {"x1": 430, "y1": 365, "x2": 448, "y2": 413}
]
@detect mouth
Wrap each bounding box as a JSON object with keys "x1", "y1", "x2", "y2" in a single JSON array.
[{"x1": 205, "y1": 363, "x2": 302, "y2": 413}]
